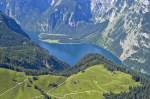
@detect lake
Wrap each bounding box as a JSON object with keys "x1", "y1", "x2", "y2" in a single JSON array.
[
  {"x1": 26, "y1": 32, "x2": 122, "y2": 65},
  {"x1": 39, "y1": 42, "x2": 122, "y2": 65}
]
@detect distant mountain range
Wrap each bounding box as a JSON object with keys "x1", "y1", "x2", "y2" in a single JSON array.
[{"x1": 0, "y1": 0, "x2": 150, "y2": 74}]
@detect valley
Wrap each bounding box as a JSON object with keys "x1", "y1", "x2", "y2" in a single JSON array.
[
  {"x1": 25, "y1": 31, "x2": 122, "y2": 66},
  {"x1": 0, "y1": 0, "x2": 150, "y2": 74},
  {"x1": 0, "y1": 0, "x2": 150, "y2": 99}
]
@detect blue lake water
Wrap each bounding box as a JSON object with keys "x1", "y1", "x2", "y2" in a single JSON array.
[
  {"x1": 26, "y1": 32, "x2": 122, "y2": 65},
  {"x1": 39, "y1": 42, "x2": 122, "y2": 65}
]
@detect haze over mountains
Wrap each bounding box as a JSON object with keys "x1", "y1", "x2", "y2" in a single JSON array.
[
  {"x1": 0, "y1": 1, "x2": 150, "y2": 99},
  {"x1": 0, "y1": 0, "x2": 150, "y2": 74}
]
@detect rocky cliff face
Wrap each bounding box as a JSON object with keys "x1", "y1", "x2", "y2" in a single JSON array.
[
  {"x1": 0, "y1": 0, "x2": 109, "y2": 39},
  {"x1": 0, "y1": 0, "x2": 150, "y2": 74},
  {"x1": 96, "y1": 0, "x2": 150, "y2": 74}
]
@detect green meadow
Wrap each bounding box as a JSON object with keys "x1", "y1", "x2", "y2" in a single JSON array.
[
  {"x1": 48, "y1": 65, "x2": 139, "y2": 99},
  {"x1": 0, "y1": 64, "x2": 139, "y2": 99},
  {"x1": 0, "y1": 68, "x2": 65, "y2": 99}
]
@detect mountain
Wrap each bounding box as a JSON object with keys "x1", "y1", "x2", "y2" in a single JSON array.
[
  {"x1": 0, "y1": 1, "x2": 150, "y2": 99},
  {"x1": 0, "y1": 0, "x2": 108, "y2": 39},
  {"x1": 0, "y1": 0, "x2": 150, "y2": 74},
  {"x1": 0, "y1": 12, "x2": 69, "y2": 74},
  {"x1": 95, "y1": 0, "x2": 150, "y2": 74}
]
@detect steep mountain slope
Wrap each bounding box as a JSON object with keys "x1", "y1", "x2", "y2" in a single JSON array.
[
  {"x1": 0, "y1": 0, "x2": 150, "y2": 74},
  {"x1": 0, "y1": 0, "x2": 108, "y2": 39},
  {"x1": 0, "y1": 12, "x2": 69, "y2": 73},
  {"x1": 96, "y1": 0, "x2": 150, "y2": 74}
]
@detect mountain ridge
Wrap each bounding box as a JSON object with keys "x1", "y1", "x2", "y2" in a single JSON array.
[{"x1": 0, "y1": 12, "x2": 70, "y2": 74}]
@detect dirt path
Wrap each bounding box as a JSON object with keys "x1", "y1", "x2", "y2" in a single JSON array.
[
  {"x1": 0, "y1": 79, "x2": 28, "y2": 97},
  {"x1": 49, "y1": 90, "x2": 101, "y2": 99}
]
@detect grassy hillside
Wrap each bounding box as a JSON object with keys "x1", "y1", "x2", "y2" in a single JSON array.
[
  {"x1": 48, "y1": 64, "x2": 139, "y2": 99},
  {"x1": 0, "y1": 68, "x2": 41, "y2": 99},
  {"x1": 0, "y1": 68, "x2": 66, "y2": 99},
  {"x1": 0, "y1": 64, "x2": 139, "y2": 99}
]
